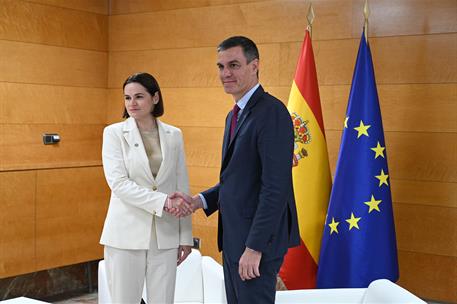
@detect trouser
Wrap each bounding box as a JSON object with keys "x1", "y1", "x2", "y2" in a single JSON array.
[
  {"x1": 222, "y1": 253, "x2": 283, "y2": 304},
  {"x1": 104, "y1": 219, "x2": 178, "y2": 304}
]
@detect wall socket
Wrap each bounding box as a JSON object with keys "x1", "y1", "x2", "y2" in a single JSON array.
[
  {"x1": 42, "y1": 133, "x2": 60, "y2": 145},
  {"x1": 193, "y1": 237, "x2": 200, "y2": 249}
]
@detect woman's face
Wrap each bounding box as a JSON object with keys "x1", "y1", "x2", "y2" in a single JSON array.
[{"x1": 124, "y1": 82, "x2": 158, "y2": 121}]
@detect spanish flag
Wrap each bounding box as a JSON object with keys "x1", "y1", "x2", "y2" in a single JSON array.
[{"x1": 279, "y1": 29, "x2": 332, "y2": 289}]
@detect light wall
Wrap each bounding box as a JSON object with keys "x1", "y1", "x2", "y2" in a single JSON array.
[
  {"x1": 0, "y1": 0, "x2": 110, "y2": 277},
  {"x1": 108, "y1": 0, "x2": 456, "y2": 302}
]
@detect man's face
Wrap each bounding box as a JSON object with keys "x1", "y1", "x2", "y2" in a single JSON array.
[{"x1": 217, "y1": 46, "x2": 258, "y2": 101}]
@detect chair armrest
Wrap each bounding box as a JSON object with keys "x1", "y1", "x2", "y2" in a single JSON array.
[
  {"x1": 363, "y1": 279, "x2": 426, "y2": 304},
  {"x1": 201, "y1": 256, "x2": 227, "y2": 303},
  {"x1": 275, "y1": 288, "x2": 365, "y2": 303},
  {"x1": 175, "y1": 249, "x2": 204, "y2": 303}
]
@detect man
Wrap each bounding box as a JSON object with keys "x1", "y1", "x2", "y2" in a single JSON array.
[{"x1": 175, "y1": 36, "x2": 299, "y2": 304}]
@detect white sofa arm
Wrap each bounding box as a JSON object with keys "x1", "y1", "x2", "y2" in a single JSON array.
[
  {"x1": 201, "y1": 256, "x2": 227, "y2": 304},
  {"x1": 175, "y1": 249, "x2": 204, "y2": 303},
  {"x1": 275, "y1": 288, "x2": 365, "y2": 303},
  {"x1": 362, "y1": 279, "x2": 426, "y2": 304}
]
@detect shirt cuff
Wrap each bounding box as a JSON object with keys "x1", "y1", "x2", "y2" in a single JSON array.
[{"x1": 198, "y1": 193, "x2": 208, "y2": 209}]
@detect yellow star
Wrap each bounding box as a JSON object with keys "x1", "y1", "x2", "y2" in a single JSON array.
[
  {"x1": 346, "y1": 212, "x2": 362, "y2": 230},
  {"x1": 364, "y1": 195, "x2": 382, "y2": 213},
  {"x1": 344, "y1": 116, "x2": 349, "y2": 128},
  {"x1": 375, "y1": 169, "x2": 389, "y2": 187},
  {"x1": 354, "y1": 120, "x2": 371, "y2": 138},
  {"x1": 328, "y1": 217, "x2": 340, "y2": 235},
  {"x1": 371, "y1": 141, "x2": 385, "y2": 159}
]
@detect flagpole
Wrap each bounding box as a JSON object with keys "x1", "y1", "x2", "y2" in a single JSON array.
[
  {"x1": 306, "y1": 3, "x2": 315, "y2": 37},
  {"x1": 363, "y1": 0, "x2": 370, "y2": 42}
]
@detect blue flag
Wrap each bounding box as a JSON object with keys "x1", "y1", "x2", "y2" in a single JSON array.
[{"x1": 316, "y1": 32, "x2": 399, "y2": 288}]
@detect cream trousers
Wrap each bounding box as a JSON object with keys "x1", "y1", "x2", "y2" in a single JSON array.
[{"x1": 104, "y1": 218, "x2": 178, "y2": 304}]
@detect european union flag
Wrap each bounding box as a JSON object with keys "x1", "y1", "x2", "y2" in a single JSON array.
[{"x1": 316, "y1": 32, "x2": 399, "y2": 288}]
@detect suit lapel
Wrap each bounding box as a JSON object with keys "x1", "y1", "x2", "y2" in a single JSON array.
[
  {"x1": 155, "y1": 120, "x2": 170, "y2": 181},
  {"x1": 122, "y1": 117, "x2": 155, "y2": 182},
  {"x1": 221, "y1": 112, "x2": 232, "y2": 160},
  {"x1": 221, "y1": 85, "x2": 264, "y2": 171}
]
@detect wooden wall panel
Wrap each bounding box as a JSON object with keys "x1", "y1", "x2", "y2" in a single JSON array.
[
  {"x1": 0, "y1": 0, "x2": 109, "y2": 280},
  {"x1": 398, "y1": 250, "x2": 457, "y2": 303},
  {"x1": 0, "y1": 83, "x2": 107, "y2": 124},
  {"x1": 110, "y1": 0, "x2": 266, "y2": 15},
  {"x1": 110, "y1": 0, "x2": 456, "y2": 50},
  {"x1": 392, "y1": 180, "x2": 457, "y2": 208},
  {"x1": 280, "y1": 33, "x2": 457, "y2": 86},
  {"x1": 394, "y1": 203, "x2": 457, "y2": 257},
  {"x1": 0, "y1": 124, "x2": 103, "y2": 171},
  {"x1": 352, "y1": 0, "x2": 457, "y2": 37},
  {"x1": 23, "y1": 0, "x2": 108, "y2": 15},
  {"x1": 35, "y1": 167, "x2": 109, "y2": 270},
  {"x1": 0, "y1": 0, "x2": 108, "y2": 51},
  {"x1": 385, "y1": 132, "x2": 456, "y2": 183},
  {"x1": 0, "y1": 40, "x2": 107, "y2": 88},
  {"x1": 190, "y1": 183, "x2": 221, "y2": 261},
  {"x1": 108, "y1": 48, "x2": 218, "y2": 89},
  {"x1": 35, "y1": 215, "x2": 104, "y2": 271},
  {"x1": 0, "y1": 217, "x2": 35, "y2": 278},
  {"x1": 181, "y1": 127, "x2": 224, "y2": 167},
  {"x1": 0, "y1": 171, "x2": 36, "y2": 278},
  {"x1": 109, "y1": 0, "x2": 351, "y2": 51},
  {"x1": 105, "y1": 90, "x2": 124, "y2": 125},
  {"x1": 188, "y1": 166, "x2": 220, "y2": 189},
  {"x1": 182, "y1": 127, "x2": 223, "y2": 168},
  {"x1": 108, "y1": 44, "x2": 280, "y2": 89},
  {"x1": 192, "y1": 212, "x2": 222, "y2": 264}
]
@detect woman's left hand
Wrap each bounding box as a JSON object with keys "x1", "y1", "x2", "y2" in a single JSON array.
[{"x1": 177, "y1": 245, "x2": 192, "y2": 266}]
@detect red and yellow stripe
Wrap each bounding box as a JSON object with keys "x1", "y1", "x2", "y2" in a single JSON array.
[{"x1": 279, "y1": 30, "x2": 331, "y2": 289}]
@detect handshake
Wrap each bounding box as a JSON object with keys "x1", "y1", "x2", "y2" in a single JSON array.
[{"x1": 163, "y1": 192, "x2": 203, "y2": 217}]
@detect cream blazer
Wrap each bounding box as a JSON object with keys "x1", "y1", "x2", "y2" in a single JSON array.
[{"x1": 100, "y1": 117, "x2": 192, "y2": 250}]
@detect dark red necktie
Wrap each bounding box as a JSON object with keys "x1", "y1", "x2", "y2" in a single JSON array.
[{"x1": 230, "y1": 104, "x2": 240, "y2": 140}]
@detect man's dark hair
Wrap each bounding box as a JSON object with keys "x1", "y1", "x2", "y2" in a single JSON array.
[
  {"x1": 217, "y1": 36, "x2": 259, "y2": 63},
  {"x1": 122, "y1": 72, "x2": 164, "y2": 118}
]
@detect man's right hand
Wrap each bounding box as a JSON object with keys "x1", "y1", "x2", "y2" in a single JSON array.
[{"x1": 190, "y1": 194, "x2": 204, "y2": 212}]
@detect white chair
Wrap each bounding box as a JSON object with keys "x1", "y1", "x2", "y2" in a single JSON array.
[
  {"x1": 98, "y1": 249, "x2": 227, "y2": 304},
  {"x1": 0, "y1": 298, "x2": 49, "y2": 304},
  {"x1": 275, "y1": 279, "x2": 426, "y2": 304}
]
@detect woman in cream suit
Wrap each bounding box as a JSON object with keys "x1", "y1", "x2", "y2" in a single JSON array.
[{"x1": 100, "y1": 72, "x2": 193, "y2": 303}]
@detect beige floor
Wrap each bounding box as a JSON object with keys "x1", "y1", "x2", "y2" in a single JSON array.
[{"x1": 52, "y1": 292, "x2": 97, "y2": 304}]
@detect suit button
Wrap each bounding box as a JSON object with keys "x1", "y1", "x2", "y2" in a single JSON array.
[
  {"x1": 152, "y1": 211, "x2": 156, "y2": 215},
  {"x1": 152, "y1": 186, "x2": 157, "y2": 191}
]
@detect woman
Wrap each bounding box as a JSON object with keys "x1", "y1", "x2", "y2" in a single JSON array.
[{"x1": 100, "y1": 72, "x2": 193, "y2": 303}]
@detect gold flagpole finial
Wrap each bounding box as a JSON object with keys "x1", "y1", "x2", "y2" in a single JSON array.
[
  {"x1": 363, "y1": 0, "x2": 370, "y2": 42},
  {"x1": 306, "y1": 3, "x2": 315, "y2": 37}
]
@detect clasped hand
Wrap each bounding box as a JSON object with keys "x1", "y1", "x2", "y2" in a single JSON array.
[{"x1": 164, "y1": 192, "x2": 203, "y2": 217}]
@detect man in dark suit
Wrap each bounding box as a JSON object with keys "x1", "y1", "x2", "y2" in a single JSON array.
[{"x1": 174, "y1": 36, "x2": 299, "y2": 304}]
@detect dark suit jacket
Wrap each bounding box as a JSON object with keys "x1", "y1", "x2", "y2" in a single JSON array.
[{"x1": 202, "y1": 85, "x2": 300, "y2": 263}]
